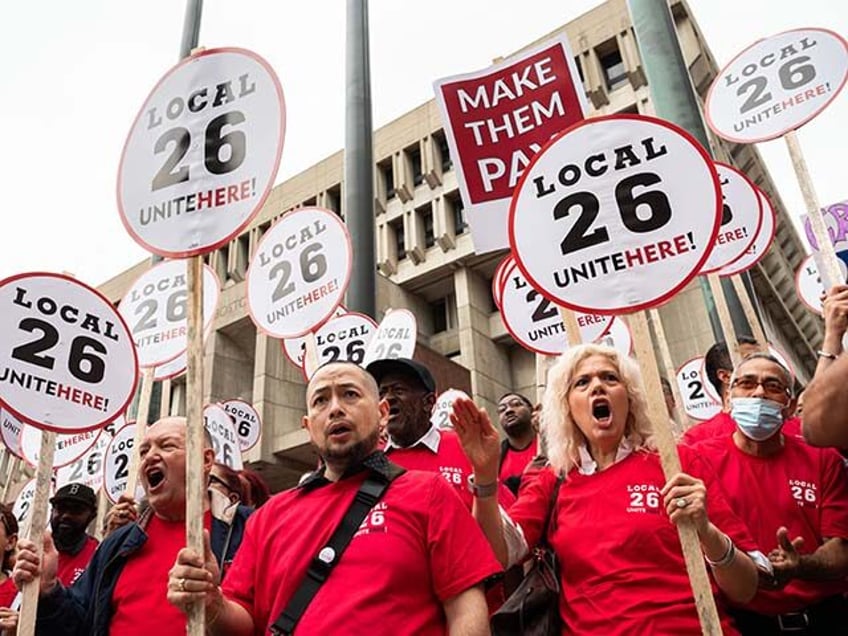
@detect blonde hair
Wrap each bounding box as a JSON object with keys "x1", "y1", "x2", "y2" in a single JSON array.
[{"x1": 541, "y1": 343, "x2": 655, "y2": 475}]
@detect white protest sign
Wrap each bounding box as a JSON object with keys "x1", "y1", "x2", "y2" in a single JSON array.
[
  {"x1": 362, "y1": 309, "x2": 418, "y2": 366},
  {"x1": 675, "y1": 357, "x2": 722, "y2": 422},
  {"x1": 222, "y1": 399, "x2": 262, "y2": 453},
  {"x1": 433, "y1": 34, "x2": 588, "y2": 253},
  {"x1": 796, "y1": 254, "x2": 848, "y2": 314},
  {"x1": 491, "y1": 255, "x2": 513, "y2": 310},
  {"x1": 701, "y1": 163, "x2": 762, "y2": 273},
  {"x1": 104, "y1": 422, "x2": 143, "y2": 504},
  {"x1": 247, "y1": 207, "x2": 352, "y2": 339},
  {"x1": 281, "y1": 305, "x2": 347, "y2": 370},
  {"x1": 802, "y1": 200, "x2": 848, "y2": 280},
  {"x1": 55, "y1": 427, "x2": 112, "y2": 492},
  {"x1": 0, "y1": 273, "x2": 138, "y2": 434},
  {"x1": 119, "y1": 260, "x2": 220, "y2": 368},
  {"x1": 499, "y1": 262, "x2": 611, "y2": 354},
  {"x1": 153, "y1": 350, "x2": 187, "y2": 382},
  {"x1": 509, "y1": 115, "x2": 721, "y2": 314},
  {"x1": 203, "y1": 403, "x2": 243, "y2": 470},
  {"x1": 12, "y1": 479, "x2": 47, "y2": 526},
  {"x1": 702, "y1": 357, "x2": 724, "y2": 407},
  {"x1": 595, "y1": 316, "x2": 633, "y2": 356},
  {"x1": 719, "y1": 188, "x2": 777, "y2": 277},
  {"x1": 705, "y1": 28, "x2": 848, "y2": 144},
  {"x1": 430, "y1": 389, "x2": 471, "y2": 430},
  {"x1": 303, "y1": 312, "x2": 378, "y2": 379},
  {"x1": 0, "y1": 408, "x2": 25, "y2": 459},
  {"x1": 118, "y1": 47, "x2": 286, "y2": 258},
  {"x1": 21, "y1": 424, "x2": 101, "y2": 469}
]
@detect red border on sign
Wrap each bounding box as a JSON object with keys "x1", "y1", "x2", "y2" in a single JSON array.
[
  {"x1": 705, "y1": 28, "x2": 848, "y2": 144},
  {"x1": 222, "y1": 398, "x2": 262, "y2": 453},
  {"x1": 0, "y1": 272, "x2": 140, "y2": 435},
  {"x1": 794, "y1": 254, "x2": 824, "y2": 316},
  {"x1": 103, "y1": 421, "x2": 136, "y2": 504},
  {"x1": 246, "y1": 207, "x2": 353, "y2": 339},
  {"x1": 301, "y1": 311, "x2": 379, "y2": 381},
  {"x1": 20, "y1": 425, "x2": 103, "y2": 470},
  {"x1": 719, "y1": 186, "x2": 777, "y2": 277},
  {"x1": 498, "y1": 261, "x2": 567, "y2": 356},
  {"x1": 701, "y1": 162, "x2": 764, "y2": 274},
  {"x1": 677, "y1": 355, "x2": 721, "y2": 422},
  {"x1": 507, "y1": 114, "x2": 722, "y2": 316},
  {"x1": 491, "y1": 254, "x2": 513, "y2": 310},
  {"x1": 116, "y1": 47, "x2": 286, "y2": 258}
]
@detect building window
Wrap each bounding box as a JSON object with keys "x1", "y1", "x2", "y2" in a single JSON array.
[
  {"x1": 302, "y1": 196, "x2": 317, "y2": 208},
  {"x1": 599, "y1": 42, "x2": 628, "y2": 91},
  {"x1": 574, "y1": 56, "x2": 585, "y2": 83},
  {"x1": 434, "y1": 130, "x2": 453, "y2": 172},
  {"x1": 407, "y1": 144, "x2": 423, "y2": 186},
  {"x1": 418, "y1": 203, "x2": 435, "y2": 248},
  {"x1": 446, "y1": 192, "x2": 467, "y2": 235},
  {"x1": 432, "y1": 298, "x2": 448, "y2": 333},
  {"x1": 390, "y1": 217, "x2": 406, "y2": 261},
  {"x1": 326, "y1": 184, "x2": 342, "y2": 217},
  {"x1": 379, "y1": 158, "x2": 395, "y2": 200}
]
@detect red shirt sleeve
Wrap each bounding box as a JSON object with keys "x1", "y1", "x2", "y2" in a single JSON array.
[
  {"x1": 221, "y1": 502, "x2": 261, "y2": 615},
  {"x1": 426, "y1": 474, "x2": 503, "y2": 601},
  {"x1": 507, "y1": 466, "x2": 558, "y2": 551}
]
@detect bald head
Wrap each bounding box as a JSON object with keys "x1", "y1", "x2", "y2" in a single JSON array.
[
  {"x1": 307, "y1": 361, "x2": 380, "y2": 401},
  {"x1": 145, "y1": 415, "x2": 213, "y2": 448}
]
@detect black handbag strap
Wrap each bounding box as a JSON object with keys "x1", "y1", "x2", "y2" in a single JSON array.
[
  {"x1": 270, "y1": 463, "x2": 406, "y2": 635},
  {"x1": 540, "y1": 471, "x2": 564, "y2": 548}
]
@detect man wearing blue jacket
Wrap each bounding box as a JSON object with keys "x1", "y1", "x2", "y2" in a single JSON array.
[{"x1": 13, "y1": 416, "x2": 251, "y2": 636}]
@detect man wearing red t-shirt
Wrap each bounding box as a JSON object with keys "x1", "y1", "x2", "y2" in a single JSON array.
[
  {"x1": 167, "y1": 361, "x2": 501, "y2": 635},
  {"x1": 48, "y1": 483, "x2": 99, "y2": 588},
  {"x1": 496, "y1": 392, "x2": 538, "y2": 495},
  {"x1": 13, "y1": 418, "x2": 249, "y2": 636},
  {"x1": 693, "y1": 353, "x2": 848, "y2": 633}
]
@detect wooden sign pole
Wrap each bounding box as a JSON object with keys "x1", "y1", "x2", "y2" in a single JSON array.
[
  {"x1": 785, "y1": 131, "x2": 844, "y2": 288},
  {"x1": 706, "y1": 273, "x2": 742, "y2": 369},
  {"x1": 729, "y1": 276, "x2": 767, "y2": 347},
  {"x1": 185, "y1": 255, "x2": 206, "y2": 636},
  {"x1": 125, "y1": 366, "x2": 155, "y2": 496},
  {"x1": 648, "y1": 308, "x2": 687, "y2": 434},
  {"x1": 558, "y1": 308, "x2": 583, "y2": 348},
  {"x1": 17, "y1": 431, "x2": 56, "y2": 636},
  {"x1": 629, "y1": 310, "x2": 723, "y2": 636}
]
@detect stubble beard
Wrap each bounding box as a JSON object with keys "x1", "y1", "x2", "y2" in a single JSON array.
[{"x1": 323, "y1": 428, "x2": 381, "y2": 475}]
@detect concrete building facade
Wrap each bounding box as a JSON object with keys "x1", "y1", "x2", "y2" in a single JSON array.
[{"x1": 94, "y1": 0, "x2": 823, "y2": 491}]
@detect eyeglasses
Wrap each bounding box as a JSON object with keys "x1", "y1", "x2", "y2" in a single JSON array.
[
  {"x1": 730, "y1": 377, "x2": 789, "y2": 397},
  {"x1": 208, "y1": 474, "x2": 235, "y2": 495}
]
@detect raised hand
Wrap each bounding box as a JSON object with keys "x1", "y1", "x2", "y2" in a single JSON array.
[{"x1": 450, "y1": 397, "x2": 501, "y2": 481}]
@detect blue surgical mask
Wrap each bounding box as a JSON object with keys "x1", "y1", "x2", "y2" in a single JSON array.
[{"x1": 730, "y1": 397, "x2": 785, "y2": 441}]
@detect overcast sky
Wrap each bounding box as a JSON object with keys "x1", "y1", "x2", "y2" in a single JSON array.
[{"x1": 1, "y1": 0, "x2": 846, "y2": 286}]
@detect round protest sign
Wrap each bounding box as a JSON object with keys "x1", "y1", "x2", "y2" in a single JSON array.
[
  {"x1": 430, "y1": 389, "x2": 471, "y2": 430},
  {"x1": 676, "y1": 357, "x2": 722, "y2": 422},
  {"x1": 281, "y1": 305, "x2": 347, "y2": 370},
  {"x1": 0, "y1": 273, "x2": 138, "y2": 434},
  {"x1": 705, "y1": 28, "x2": 848, "y2": 144},
  {"x1": 701, "y1": 357, "x2": 723, "y2": 406},
  {"x1": 118, "y1": 47, "x2": 286, "y2": 258},
  {"x1": 1, "y1": 408, "x2": 25, "y2": 459},
  {"x1": 222, "y1": 399, "x2": 262, "y2": 453},
  {"x1": 499, "y1": 262, "x2": 611, "y2": 354},
  {"x1": 700, "y1": 163, "x2": 762, "y2": 273},
  {"x1": 595, "y1": 316, "x2": 633, "y2": 356},
  {"x1": 492, "y1": 255, "x2": 514, "y2": 310},
  {"x1": 303, "y1": 312, "x2": 378, "y2": 379},
  {"x1": 104, "y1": 422, "x2": 144, "y2": 504},
  {"x1": 203, "y1": 403, "x2": 243, "y2": 470},
  {"x1": 362, "y1": 309, "x2": 418, "y2": 366},
  {"x1": 509, "y1": 114, "x2": 721, "y2": 314},
  {"x1": 55, "y1": 427, "x2": 112, "y2": 492},
  {"x1": 247, "y1": 207, "x2": 352, "y2": 339},
  {"x1": 13, "y1": 478, "x2": 48, "y2": 526},
  {"x1": 796, "y1": 254, "x2": 848, "y2": 314},
  {"x1": 119, "y1": 260, "x2": 220, "y2": 368},
  {"x1": 21, "y1": 423, "x2": 101, "y2": 469},
  {"x1": 719, "y1": 187, "x2": 777, "y2": 277},
  {"x1": 153, "y1": 350, "x2": 187, "y2": 381}
]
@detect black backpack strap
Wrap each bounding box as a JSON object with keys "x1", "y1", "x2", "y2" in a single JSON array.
[
  {"x1": 498, "y1": 438, "x2": 510, "y2": 470},
  {"x1": 270, "y1": 463, "x2": 406, "y2": 635}
]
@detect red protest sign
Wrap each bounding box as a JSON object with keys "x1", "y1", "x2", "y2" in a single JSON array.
[{"x1": 434, "y1": 34, "x2": 587, "y2": 253}]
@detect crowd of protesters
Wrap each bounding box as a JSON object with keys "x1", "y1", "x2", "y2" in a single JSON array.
[{"x1": 0, "y1": 285, "x2": 845, "y2": 634}]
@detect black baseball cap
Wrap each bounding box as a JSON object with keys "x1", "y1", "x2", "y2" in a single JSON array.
[
  {"x1": 50, "y1": 483, "x2": 97, "y2": 510},
  {"x1": 366, "y1": 358, "x2": 436, "y2": 393}
]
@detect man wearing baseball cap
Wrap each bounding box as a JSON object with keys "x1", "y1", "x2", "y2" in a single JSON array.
[{"x1": 49, "y1": 483, "x2": 99, "y2": 587}]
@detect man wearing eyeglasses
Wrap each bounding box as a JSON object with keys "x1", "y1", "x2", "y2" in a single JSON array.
[{"x1": 691, "y1": 353, "x2": 848, "y2": 635}]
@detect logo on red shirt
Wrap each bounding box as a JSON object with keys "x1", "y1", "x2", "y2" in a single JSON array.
[
  {"x1": 356, "y1": 502, "x2": 389, "y2": 537},
  {"x1": 439, "y1": 466, "x2": 465, "y2": 487},
  {"x1": 626, "y1": 484, "x2": 661, "y2": 514},
  {"x1": 789, "y1": 479, "x2": 818, "y2": 507}
]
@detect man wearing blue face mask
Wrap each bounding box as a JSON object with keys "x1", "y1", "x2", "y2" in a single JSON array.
[{"x1": 692, "y1": 353, "x2": 848, "y2": 635}]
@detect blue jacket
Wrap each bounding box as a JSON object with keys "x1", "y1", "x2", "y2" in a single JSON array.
[{"x1": 35, "y1": 504, "x2": 252, "y2": 636}]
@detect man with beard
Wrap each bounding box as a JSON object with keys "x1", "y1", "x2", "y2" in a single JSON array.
[
  {"x1": 49, "y1": 483, "x2": 99, "y2": 587},
  {"x1": 496, "y1": 393, "x2": 538, "y2": 495},
  {"x1": 12, "y1": 417, "x2": 248, "y2": 636},
  {"x1": 166, "y1": 361, "x2": 501, "y2": 635}
]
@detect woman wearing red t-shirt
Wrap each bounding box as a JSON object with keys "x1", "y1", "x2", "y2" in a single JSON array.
[
  {"x1": 0, "y1": 505, "x2": 19, "y2": 633},
  {"x1": 452, "y1": 343, "x2": 761, "y2": 635}
]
